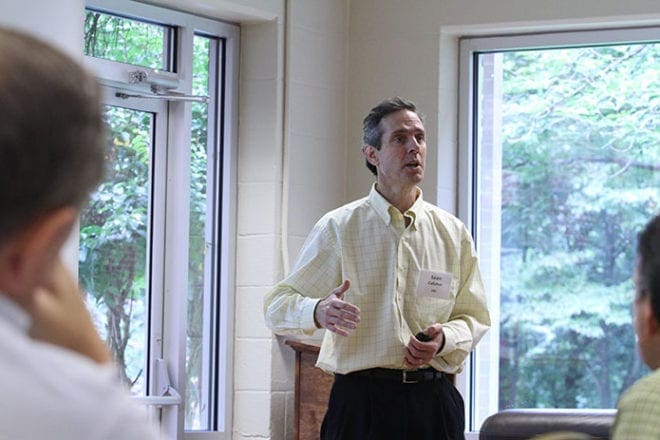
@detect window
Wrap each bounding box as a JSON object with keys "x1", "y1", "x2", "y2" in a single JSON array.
[
  {"x1": 84, "y1": 10, "x2": 174, "y2": 70},
  {"x1": 80, "y1": 101, "x2": 163, "y2": 397},
  {"x1": 81, "y1": 1, "x2": 239, "y2": 437},
  {"x1": 459, "y1": 27, "x2": 660, "y2": 431}
]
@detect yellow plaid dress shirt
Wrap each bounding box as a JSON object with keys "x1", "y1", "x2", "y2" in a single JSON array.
[
  {"x1": 264, "y1": 185, "x2": 491, "y2": 374},
  {"x1": 612, "y1": 368, "x2": 660, "y2": 439}
]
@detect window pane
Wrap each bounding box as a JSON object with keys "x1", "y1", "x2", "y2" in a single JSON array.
[
  {"x1": 475, "y1": 42, "x2": 659, "y2": 415},
  {"x1": 79, "y1": 106, "x2": 152, "y2": 395},
  {"x1": 186, "y1": 35, "x2": 216, "y2": 431},
  {"x1": 84, "y1": 10, "x2": 170, "y2": 71}
]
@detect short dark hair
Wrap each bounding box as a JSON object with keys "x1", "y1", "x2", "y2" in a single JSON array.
[
  {"x1": 0, "y1": 28, "x2": 104, "y2": 245},
  {"x1": 362, "y1": 97, "x2": 419, "y2": 176},
  {"x1": 637, "y1": 214, "x2": 660, "y2": 321}
]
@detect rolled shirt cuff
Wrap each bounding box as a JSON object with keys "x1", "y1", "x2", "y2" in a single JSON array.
[{"x1": 300, "y1": 297, "x2": 323, "y2": 333}]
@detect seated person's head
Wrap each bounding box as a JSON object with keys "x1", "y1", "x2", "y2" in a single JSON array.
[
  {"x1": 0, "y1": 28, "x2": 104, "y2": 299},
  {"x1": 634, "y1": 214, "x2": 660, "y2": 370}
]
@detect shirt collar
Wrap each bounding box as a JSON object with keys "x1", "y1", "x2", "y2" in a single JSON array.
[{"x1": 368, "y1": 183, "x2": 424, "y2": 228}]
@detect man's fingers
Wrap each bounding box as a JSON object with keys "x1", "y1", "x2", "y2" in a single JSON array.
[
  {"x1": 332, "y1": 279, "x2": 351, "y2": 300},
  {"x1": 403, "y1": 330, "x2": 445, "y2": 367},
  {"x1": 424, "y1": 323, "x2": 443, "y2": 339},
  {"x1": 406, "y1": 337, "x2": 426, "y2": 356},
  {"x1": 327, "y1": 308, "x2": 359, "y2": 330},
  {"x1": 331, "y1": 302, "x2": 360, "y2": 322},
  {"x1": 403, "y1": 346, "x2": 425, "y2": 367},
  {"x1": 313, "y1": 280, "x2": 361, "y2": 336}
]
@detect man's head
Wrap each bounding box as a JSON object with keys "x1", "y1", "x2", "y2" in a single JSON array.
[
  {"x1": 362, "y1": 97, "x2": 426, "y2": 198},
  {"x1": 362, "y1": 97, "x2": 422, "y2": 176},
  {"x1": 633, "y1": 214, "x2": 660, "y2": 370},
  {"x1": 0, "y1": 28, "x2": 104, "y2": 297}
]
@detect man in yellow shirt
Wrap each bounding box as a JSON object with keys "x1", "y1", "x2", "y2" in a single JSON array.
[
  {"x1": 611, "y1": 214, "x2": 660, "y2": 439},
  {"x1": 264, "y1": 97, "x2": 490, "y2": 439}
]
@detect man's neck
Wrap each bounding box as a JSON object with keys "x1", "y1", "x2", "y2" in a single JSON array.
[{"x1": 375, "y1": 183, "x2": 420, "y2": 213}]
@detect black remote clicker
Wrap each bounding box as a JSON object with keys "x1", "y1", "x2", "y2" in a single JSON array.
[{"x1": 415, "y1": 331, "x2": 432, "y2": 342}]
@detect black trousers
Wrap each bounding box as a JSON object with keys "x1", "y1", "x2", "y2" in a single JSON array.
[{"x1": 320, "y1": 371, "x2": 465, "y2": 440}]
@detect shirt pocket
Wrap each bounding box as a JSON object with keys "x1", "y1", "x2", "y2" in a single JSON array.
[{"x1": 413, "y1": 275, "x2": 459, "y2": 324}]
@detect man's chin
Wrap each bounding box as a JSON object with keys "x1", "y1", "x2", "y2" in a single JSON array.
[{"x1": 410, "y1": 170, "x2": 424, "y2": 183}]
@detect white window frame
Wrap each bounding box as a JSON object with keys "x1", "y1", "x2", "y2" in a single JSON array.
[
  {"x1": 83, "y1": 1, "x2": 239, "y2": 438},
  {"x1": 457, "y1": 26, "x2": 660, "y2": 436}
]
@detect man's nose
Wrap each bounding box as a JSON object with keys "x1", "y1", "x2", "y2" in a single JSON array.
[{"x1": 407, "y1": 137, "x2": 421, "y2": 152}]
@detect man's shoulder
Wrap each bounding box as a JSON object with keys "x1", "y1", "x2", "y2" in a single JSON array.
[
  {"x1": 613, "y1": 369, "x2": 660, "y2": 438},
  {"x1": 618, "y1": 369, "x2": 660, "y2": 410},
  {"x1": 0, "y1": 325, "x2": 118, "y2": 400},
  {"x1": 0, "y1": 322, "x2": 158, "y2": 438},
  {"x1": 316, "y1": 196, "x2": 371, "y2": 226},
  {"x1": 420, "y1": 201, "x2": 459, "y2": 220},
  {"x1": 418, "y1": 201, "x2": 470, "y2": 232}
]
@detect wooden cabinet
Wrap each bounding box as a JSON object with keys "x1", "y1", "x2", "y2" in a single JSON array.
[{"x1": 286, "y1": 339, "x2": 334, "y2": 440}]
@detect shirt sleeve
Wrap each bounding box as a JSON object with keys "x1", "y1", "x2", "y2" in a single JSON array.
[
  {"x1": 264, "y1": 218, "x2": 343, "y2": 336},
  {"x1": 104, "y1": 409, "x2": 163, "y2": 440},
  {"x1": 434, "y1": 225, "x2": 491, "y2": 371},
  {"x1": 95, "y1": 366, "x2": 164, "y2": 440}
]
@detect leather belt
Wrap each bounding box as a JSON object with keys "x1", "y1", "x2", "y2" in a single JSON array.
[{"x1": 344, "y1": 367, "x2": 444, "y2": 384}]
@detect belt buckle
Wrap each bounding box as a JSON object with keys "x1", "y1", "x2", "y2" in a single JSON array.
[{"x1": 402, "y1": 370, "x2": 418, "y2": 384}]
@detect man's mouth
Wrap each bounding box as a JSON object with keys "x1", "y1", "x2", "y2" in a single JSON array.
[{"x1": 406, "y1": 161, "x2": 422, "y2": 168}]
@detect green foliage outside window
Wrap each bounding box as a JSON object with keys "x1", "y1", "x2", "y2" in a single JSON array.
[
  {"x1": 84, "y1": 10, "x2": 168, "y2": 70},
  {"x1": 185, "y1": 35, "x2": 212, "y2": 429},
  {"x1": 498, "y1": 43, "x2": 659, "y2": 409},
  {"x1": 79, "y1": 107, "x2": 150, "y2": 389}
]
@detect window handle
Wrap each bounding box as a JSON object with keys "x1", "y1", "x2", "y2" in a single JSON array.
[
  {"x1": 115, "y1": 90, "x2": 209, "y2": 103},
  {"x1": 132, "y1": 359, "x2": 181, "y2": 408},
  {"x1": 122, "y1": 69, "x2": 209, "y2": 103}
]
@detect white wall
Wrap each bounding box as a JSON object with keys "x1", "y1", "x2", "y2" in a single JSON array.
[
  {"x1": 347, "y1": 0, "x2": 445, "y2": 208},
  {"x1": 196, "y1": 1, "x2": 349, "y2": 438},
  {"x1": 286, "y1": 0, "x2": 349, "y2": 257},
  {"x1": 234, "y1": 13, "x2": 287, "y2": 440},
  {"x1": 0, "y1": 0, "x2": 84, "y2": 57},
  {"x1": 230, "y1": 1, "x2": 349, "y2": 438}
]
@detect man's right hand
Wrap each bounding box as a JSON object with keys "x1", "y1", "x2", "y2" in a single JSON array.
[
  {"x1": 314, "y1": 280, "x2": 361, "y2": 336},
  {"x1": 23, "y1": 258, "x2": 111, "y2": 364}
]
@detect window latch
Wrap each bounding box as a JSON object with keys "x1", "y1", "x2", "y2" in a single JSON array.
[
  {"x1": 132, "y1": 358, "x2": 182, "y2": 408},
  {"x1": 128, "y1": 70, "x2": 149, "y2": 84}
]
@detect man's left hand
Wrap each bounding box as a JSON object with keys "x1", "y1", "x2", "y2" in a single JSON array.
[{"x1": 403, "y1": 323, "x2": 444, "y2": 368}]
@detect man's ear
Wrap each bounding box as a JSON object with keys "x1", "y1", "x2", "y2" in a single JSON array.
[
  {"x1": 0, "y1": 207, "x2": 78, "y2": 299},
  {"x1": 646, "y1": 301, "x2": 660, "y2": 336},
  {"x1": 637, "y1": 296, "x2": 660, "y2": 339},
  {"x1": 363, "y1": 144, "x2": 379, "y2": 168}
]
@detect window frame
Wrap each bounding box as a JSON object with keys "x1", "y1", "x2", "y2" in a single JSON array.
[
  {"x1": 457, "y1": 26, "x2": 660, "y2": 435},
  {"x1": 83, "y1": 1, "x2": 239, "y2": 438}
]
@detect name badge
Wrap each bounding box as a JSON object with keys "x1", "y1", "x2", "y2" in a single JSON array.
[{"x1": 416, "y1": 269, "x2": 453, "y2": 299}]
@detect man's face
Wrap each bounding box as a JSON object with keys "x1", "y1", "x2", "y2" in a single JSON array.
[
  {"x1": 633, "y1": 259, "x2": 653, "y2": 367},
  {"x1": 633, "y1": 263, "x2": 643, "y2": 339},
  {"x1": 368, "y1": 109, "x2": 426, "y2": 190}
]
